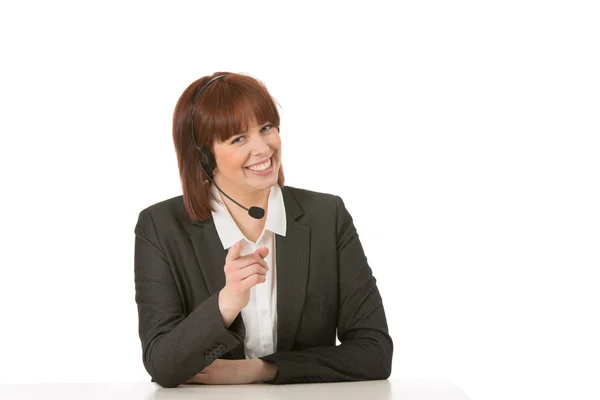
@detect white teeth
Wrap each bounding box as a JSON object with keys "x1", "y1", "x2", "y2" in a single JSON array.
[{"x1": 246, "y1": 158, "x2": 272, "y2": 171}]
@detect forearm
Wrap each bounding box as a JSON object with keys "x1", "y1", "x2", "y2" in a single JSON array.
[
  {"x1": 141, "y1": 293, "x2": 243, "y2": 387},
  {"x1": 259, "y1": 329, "x2": 393, "y2": 384}
]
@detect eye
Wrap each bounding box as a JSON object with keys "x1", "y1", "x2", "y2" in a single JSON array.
[
  {"x1": 231, "y1": 124, "x2": 273, "y2": 144},
  {"x1": 231, "y1": 135, "x2": 244, "y2": 144}
]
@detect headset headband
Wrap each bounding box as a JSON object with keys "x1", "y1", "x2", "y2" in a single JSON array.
[{"x1": 190, "y1": 74, "x2": 227, "y2": 151}]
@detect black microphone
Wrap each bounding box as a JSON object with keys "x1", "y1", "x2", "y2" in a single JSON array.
[{"x1": 199, "y1": 160, "x2": 265, "y2": 219}]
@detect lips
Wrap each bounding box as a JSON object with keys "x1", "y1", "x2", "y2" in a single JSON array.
[
  {"x1": 245, "y1": 155, "x2": 274, "y2": 168},
  {"x1": 244, "y1": 156, "x2": 274, "y2": 175}
]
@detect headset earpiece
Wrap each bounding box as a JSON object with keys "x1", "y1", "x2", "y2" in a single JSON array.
[{"x1": 199, "y1": 148, "x2": 216, "y2": 178}]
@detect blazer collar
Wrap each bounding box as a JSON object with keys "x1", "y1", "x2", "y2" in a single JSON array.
[{"x1": 188, "y1": 185, "x2": 310, "y2": 357}]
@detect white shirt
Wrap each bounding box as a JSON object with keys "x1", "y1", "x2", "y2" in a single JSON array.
[{"x1": 210, "y1": 183, "x2": 287, "y2": 359}]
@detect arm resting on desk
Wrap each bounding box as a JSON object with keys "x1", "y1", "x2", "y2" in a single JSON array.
[
  {"x1": 134, "y1": 209, "x2": 243, "y2": 388},
  {"x1": 260, "y1": 195, "x2": 394, "y2": 384}
]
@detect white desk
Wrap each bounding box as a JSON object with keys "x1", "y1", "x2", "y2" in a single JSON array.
[{"x1": 0, "y1": 379, "x2": 471, "y2": 399}]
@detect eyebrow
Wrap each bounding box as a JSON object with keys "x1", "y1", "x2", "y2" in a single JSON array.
[{"x1": 237, "y1": 122, "x2": 271, "y2": 134}]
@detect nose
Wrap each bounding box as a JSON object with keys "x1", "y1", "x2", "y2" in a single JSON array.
[{"x1": 249, "y1": 133, "x2": 272, "y2": 156}]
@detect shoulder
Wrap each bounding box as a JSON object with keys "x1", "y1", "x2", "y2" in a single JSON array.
[
  {"x1": 137, "y1": 194, "x2": 185, "y2": 218},
  {"x1": 281, "y1": 184, "x2": 343, "y2": 210},
  {"x1": 282, "y1": 186, "x2": 357, "y2": 247},
  {"x1": 134, "y1": 194, "x2": 188, "y2": 236},
  {"x1": 282, "y1": 184, "x2": 339, "y2": 202},
  {"x1": 281, "y1": 185, "x2": 352, "y2": 225}
]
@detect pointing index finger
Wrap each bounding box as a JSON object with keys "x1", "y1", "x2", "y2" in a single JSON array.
[{"x1": 226, "y1": 240, "x2": 243, "y2": 262}]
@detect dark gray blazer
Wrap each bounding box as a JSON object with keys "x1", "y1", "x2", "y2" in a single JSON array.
[{"x1": 134, "y1": 185, "x2": 393, "y2": 388}]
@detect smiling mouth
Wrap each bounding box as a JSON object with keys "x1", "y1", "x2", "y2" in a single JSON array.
[
  {"x1": 244, "y1": 156, "x2": 273, "y2": 172},
  {"x1": 244, "y1": 155, "x2": 274, "y2": 168}
]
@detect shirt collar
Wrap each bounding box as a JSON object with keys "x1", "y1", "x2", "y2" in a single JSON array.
[{"x1": 210, "y1": 183, "x2": 287, "y2": 250}]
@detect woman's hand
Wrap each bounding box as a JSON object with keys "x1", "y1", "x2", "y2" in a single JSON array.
[
  {"x1": 218, "y1": 241, "x2": 269, "y2": 327},
  {"x1": 185, "y1": 359, "x2": 277, "y2": 385}
]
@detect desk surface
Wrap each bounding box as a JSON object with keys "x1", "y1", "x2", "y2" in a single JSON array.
[{"x1": 0, "y1": 379, "x2": 470, "y2": 400}]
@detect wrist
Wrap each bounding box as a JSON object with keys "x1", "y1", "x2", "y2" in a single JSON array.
[{"x1": 218, "y1": 289, "x2": 241, "y2": 328}]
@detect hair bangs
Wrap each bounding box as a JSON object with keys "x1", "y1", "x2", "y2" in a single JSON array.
[{"x1": 198, "y1": 78, "x2": 280, "y2": 145}]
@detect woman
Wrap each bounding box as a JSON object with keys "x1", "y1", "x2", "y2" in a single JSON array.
[{"x1": 134, "y1": 72, "x2": 393, "y2": 388}]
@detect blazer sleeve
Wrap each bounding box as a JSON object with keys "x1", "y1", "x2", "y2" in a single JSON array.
[
  {"x1": 259, "y1": 195, "x2": 394, "y2": 384},
  {"x1": 134, "y1": 208, "x2": 243, "y2": 388}
]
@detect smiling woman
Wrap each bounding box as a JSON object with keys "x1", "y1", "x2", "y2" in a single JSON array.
[
  {"x1": 171, "y1": 72, "x2": 286, "y2": 223},
  {"x1": 134, "y1": 72, "x2": 393, "y2": 388}
]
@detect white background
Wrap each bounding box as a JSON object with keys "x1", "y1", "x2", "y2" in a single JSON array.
[{"x1": 1, "y1": 1, "x2": 598, "y2": 399}]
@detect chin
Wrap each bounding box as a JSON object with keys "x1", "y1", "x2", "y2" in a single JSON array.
[
  {"x1": 247, "y1": 173, "x2": 278, "y2": 189},
  {"x1": 258, "y1": 176, "x2": 279, "y2": 187}
]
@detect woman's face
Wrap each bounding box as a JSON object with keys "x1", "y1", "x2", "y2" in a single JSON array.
[{"x1": 212, "y1": 118, "x2": 281, "y2": 195}]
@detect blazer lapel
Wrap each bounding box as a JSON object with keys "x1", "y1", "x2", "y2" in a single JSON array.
[
  {"x1": 190, "y1": 220, "x2": 228, "y2": 296},
  {"x1": 276, "y1": 186, "x2": 310, "y2": 352},
  {"x1": 187, "y1": 185, "x2": 310, "y2": 356}
]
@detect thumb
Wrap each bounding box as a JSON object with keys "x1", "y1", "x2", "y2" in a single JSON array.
[{"x1": 255, "y1": 247, "x2": 269, "y2": 258}]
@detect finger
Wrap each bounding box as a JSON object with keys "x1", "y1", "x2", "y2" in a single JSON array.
[
  {"x1": 237, "y1": 252, "x2": 268, "y2": 271},
  {"x1": 225, "y1": 240, "x2": 243, "y2": 262},
  {"x1": 237, "y1": 263, "x2": 267, "y2": 280},
  {"x1": 241, "y1": 272, "x2": 267, "y2": 288},
  {"x1": 237, "y1": 247, "x2": 268, "y2": 264}
]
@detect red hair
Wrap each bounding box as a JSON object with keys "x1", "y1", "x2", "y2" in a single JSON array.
[{"x1": 172, "y1": 72, "x2": 285, "y2": 222}]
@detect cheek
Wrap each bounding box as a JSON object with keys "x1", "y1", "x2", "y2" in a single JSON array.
[
  {"x1": 270, "y1": 137, "x2": 282, "y2": 153},
  {"x1": 236, "y1": 154, "x2": 251, "y2": 170},
  {"x1": 215, "y1": 151, "x2": 246, "y2": 172}
]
